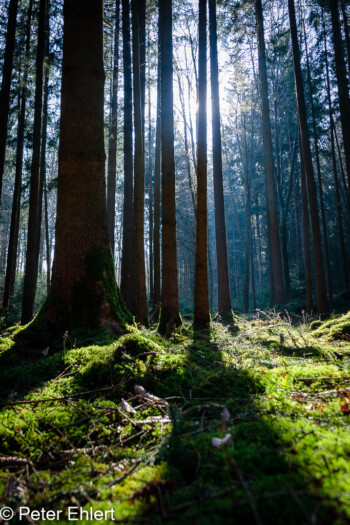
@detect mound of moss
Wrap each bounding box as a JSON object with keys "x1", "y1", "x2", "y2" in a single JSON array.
[{"x1": 312, "y1": 311, "x2": 350, "y2": 340}]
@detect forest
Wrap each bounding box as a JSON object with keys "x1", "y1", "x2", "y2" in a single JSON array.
[{"x1": 0, "y1": 0, "x2": 349, "y2": 522}]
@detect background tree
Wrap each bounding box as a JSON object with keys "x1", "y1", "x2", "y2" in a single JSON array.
[
  {"x1": 194, "y1": 0, "x2": 210, "y2": 329},
  {"x1": 0, "y1": 0, "x2": 18, "y2": 202},
  {"x1": 158, "y1": 0, "x2": 181, "y2": 334}
]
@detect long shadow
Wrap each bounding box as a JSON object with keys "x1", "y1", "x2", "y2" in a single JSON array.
[
  {"x1": 0, "y1": 326, "x2": 347, "y2": 524},
  {"x1": 150, "y1": 327, "x2": 345, "y2": 524}
]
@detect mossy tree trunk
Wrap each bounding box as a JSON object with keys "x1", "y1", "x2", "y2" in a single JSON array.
[
  {"x1": 158, "y1": 0, "x2": 182, "y2": 335},
  {"x1": 22, "y1": 0, "x2": 131, "y2": 342}
]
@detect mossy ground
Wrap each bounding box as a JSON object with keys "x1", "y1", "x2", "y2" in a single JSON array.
[{"x1": 0, "y1": 311, "x2": 350, "y2": 523}]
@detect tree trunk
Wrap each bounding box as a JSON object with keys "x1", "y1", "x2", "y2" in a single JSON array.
[
  {"x1": 300, "y1": 140, "x2": 313, "y2": 315},
  {"x1": 120, "y1": 0, "x2": 135, "y2": 313},
  {"x1": 107, "y1": 0, "x2": 120, "y2": 255},
  {"x1": 255, "y1": 0, "x2": 287, "y2": 306},
  {"x1": 340, "y1": 0, "x2": 350, "y2": 79},
  {"x1": 329, "y1": 0, "x2": 350, "y2": 191},
  {"x1": 21, "y1": 0, "x2": 131, "y2": 345},
  {"x1": 147, "y1": 49, "x2": 154, "y2": 304},
  {"x1": 324, "y1": 15, "x2": 349, "y2": 289},
  {"x1": 288, "y1": 0, "x2": 328, "y2": 317},
  {"x1": 301, "y1": 7, "x2": 333, "y2": 301},
  {"x1": 209, "y1": 0, "x2": 231, "y2": 316},
  {"x1": 153, "y1": 47, "x2": 161, "y2": 313},
  {"x1": 0, "y1": 0, "x2": 19, "y2": 202},
  {"x1": 21, "y1": 0, "x2": 49, "y2": 324},
  {"x1": 3, "y1": 0, "x2": 33, "y2": 309},
  {"x1": 242, "y1": 123, "x2": 251, "y2": 314},
  {"x1": 132, "y1": 0, "x2": 148, "y2": 325},
  {"x1": 158, "y1": 0, "x2": 181, "y2": 335},
  {"x1": 194, "y1": 0, "x2": 210, "y2": 329}
]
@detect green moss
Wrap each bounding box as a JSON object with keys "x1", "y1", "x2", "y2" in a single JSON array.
[
  {"x1": 313, "y1": 311, "x2": 350, "y2": 340},
  {"x1": 13, "y1": 246, "x2": 133, "y2": 351},
  {"x1": 1, "y1": 316, "x2": 350, "y2": 523}
]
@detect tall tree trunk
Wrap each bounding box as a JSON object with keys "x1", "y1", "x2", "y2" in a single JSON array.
[
  {"x1": 209, "y1": 0, "x2": 231, "y2": 316},
  {"x1": 301, "y1": 6, "x2": 333, "y2": 301},
  {"x1": 0, "y1": 0, "x2": 19, "y2": 202},
  {"x1": 329, "y1": 0, "x2": 350, "y2": 190},
  {"x1": 153, "y1": 47, "x2": 161, "y2": 313},
  {"x1": 132, "y1": 0, "x2": 148, "y2": 325},
  {"x1": 255, "y1": 0, "x2": 287, "y2": 306},
  {"x1": 288, "y1": 0, "x2": 328, "y2": 316},
  {"x1": 120, "y1": 0, "x2": 135, "y2": 313},
  {"x1": 23, "y1": 0, "x2": 131, "y2": 344},
  {"x1": 21, "y1": 0, "x2": 48, "y2": 324},
  {"x1": 107, "y1": 0, "x2": 120, "y2": 255},
  {"x1": 340, "y1": 0, "x2": 350, "y2": 79},
  {"x1": 36, "y1": 40, "x2": 49, "y2": 294},
  {"x1": 44, "y1": 180, "x2": 50, "y2": 292},
  {"x1": 300, "y1": 140, "x2": 313, "y2": 315},
  {"x1": 324, "y1": 15, "x2": 349, "y2": 289},
  {"x1": 158, "y1": 0, "x2": 181, "y2": 335},
  {"x1": 242, "y1": 122, "x2": 251, "y2": 314},
  {"x1": 3, "y1": 0, "x2": 33, "y2": 308},
  {"x1": 147, "y1": 48, "x2": 154, "y2": 304},
  {"x1": 194, "y1": 0, "x2": 210, "y2": 329}
]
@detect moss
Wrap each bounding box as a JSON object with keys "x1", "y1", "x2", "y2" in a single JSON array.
[
  {"x1": 1, "y1": 317, "x2": 350, "y2": 523},
  {"x1": 13, "y1": 246, "x2": 133, "y2": 352},
  {"x1": 313, "y1": 311, "x2": 350, "y2": 340},
  {"x1": 310, "y1": 319, "x2": 323, "y2": 330}
]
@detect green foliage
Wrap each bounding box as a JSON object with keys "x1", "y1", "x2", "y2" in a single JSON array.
[
  {"x1": 312, "y1": 312, "x2": 350, "y2": 341},
  {"x1": 0, "y1": 313, "x2": 349, "y2": 523}
]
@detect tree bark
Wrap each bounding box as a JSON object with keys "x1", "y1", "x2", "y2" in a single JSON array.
[
  {"x1": 19, "y1": 0, "x2": 131, "y2": 345},
  {"x1": 3, "y1": 0, "x2": 33, "y2": 309},
  {"x1": 323, "y1": 14, "x2": 349, "y2": 289},
  {"x1": 0, "y1": 0, "x2": 19, "y2": 202},
  {"x1": 300, "y1": 139, "x2": 313, "y2": 315},
  {"x1": 120, "y1": 0, "x2": 135, "y2": 313},
  {"x1": 255, "y1": 0, "x2": 287, "y2": 306},
  {"x1": 209, "y1": 0, "x2": 231, "y2": 316},
  {"x1": 158, "y1": 0, "x2": 181, "y2": 335},
  {"x1": 301, "y1": 6, "x2": 332, "y2": 301},
  {"x1": 329, "y1": 0, "x2": 350, "y2": 191},
  {"x1": 107, "y1": 0, "x2": 120, "y2": 255},
  {"x1": 21, "y1": 0, "x2": 49, "y2": 324},
  {"x1": 194, "y1": 0, "x2": 210, "y2": 329},
  {"x1": 153, "y1": 47, "x2": 161, "y2": 313},
  {"x1": 132, "y1": 0, "x2": 148, "y2": 325},
  {"x1": 288, "y1": 0, "x2": 328, "y2": 316},
  {"x1": 147, "y1": 47, "x2": 154, "y2": 304}
]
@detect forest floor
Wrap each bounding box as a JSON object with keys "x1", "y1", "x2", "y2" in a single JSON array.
[{"x1": 0, "y1": 311, "x2": 350, "y2": 524}]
